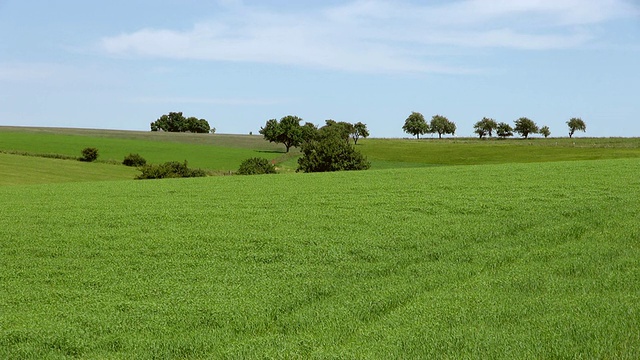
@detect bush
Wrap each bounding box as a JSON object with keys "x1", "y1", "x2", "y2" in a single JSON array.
[
  {"x1": 80, "y1": 147, "x2": 99, "y2": 162},
  {"x1": 122, "y1": 153, "x2": 147, "y2": 167},
  {"x1": 237, "y1": 157, "x2": 277, "y2": 175},
  {"x1": 136, "y1": 160, "x2": 206, "y2": 180},
  {"x1": 297, "y1": 135, "x2": 370, "y2": 173}
]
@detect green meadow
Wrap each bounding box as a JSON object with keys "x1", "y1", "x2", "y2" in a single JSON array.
[{"x1": 1, "y1": 126, "x2": 640, "y2": 358}]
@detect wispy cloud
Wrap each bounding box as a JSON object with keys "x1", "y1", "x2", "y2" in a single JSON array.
[
  {"x1": 0, "y1": 63, "x2": 60, "y2": 82},
  {"x1": 130, "y1": 96, "x2": 286, "y2": 106},
  {"x1": 100, "y1": 0, "x2": 638, "y2": 74}
]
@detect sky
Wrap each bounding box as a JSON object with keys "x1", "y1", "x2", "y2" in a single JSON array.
[{"x1": 1, "y1": 0, "x2": 639, "y2": 138}]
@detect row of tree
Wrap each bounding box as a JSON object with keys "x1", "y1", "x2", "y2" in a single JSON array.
[
  {"x1": 259, "y1": 116, "x2": 371, "y2": 172},
  {"x1": 403, "y1": 112, "x2": 587, "y2": 139},
  {"x1": 150, "y1": 112, "x2": 214, "y2": 133}
]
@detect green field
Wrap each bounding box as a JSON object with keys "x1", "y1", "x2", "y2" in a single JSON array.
[
  {"x1": 2, "y1": 156, "x2": 640, "y2": 358},
  {"x1": 0, "y1": 127, "x2": 285, "y2": 174},
  {"x1": 2, "y1": 126, "x2": 640, "y2": 358}
]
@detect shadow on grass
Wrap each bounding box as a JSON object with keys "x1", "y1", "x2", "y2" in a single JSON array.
[{"x1": 256, "y1": 150, "x2": 286, "y2": 154}]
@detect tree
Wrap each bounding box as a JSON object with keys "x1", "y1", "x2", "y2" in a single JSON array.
[
  {"x1": 567, "y1": 118, "x2": 586, "y2": 138},
  {"x1": 259, "y1": 115, "x2": 304, "y2": 152},
  {"x1": 150, "y1": 112, "x2": 212, "y2": 133},
  {"x1": 539, "y1": 126, "x2": 551, "y2": 138},
  {"x1": 351, "y1": 122, "x2": 369, "y2": 145},
  {"x1": 496, "y1": 122, "x2": 514, "y2": 139},
  {"x1": 513, "y1": 117, "x2": 539, "y2": 139},
  {"x1": 403, "y1": 112, "x2": 429, "y2": 139},
  {"x1": 473, "y1": 117, "x2": 498, "y2": 138},
  {"x1": 430, "y1": 115, "x2": 456, "y2": 139},
  {"x1": 321, "y1": 120, "x2": 353, "y2": 143},
  {"x1": 297, "y1": 128, "x2": 370, "y2": 172},
  {"x1": 301, "y1": 122, "x2": 319, "y2": 143}
]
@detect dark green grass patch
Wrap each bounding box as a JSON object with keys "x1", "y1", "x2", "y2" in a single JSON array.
[{"x1": 1, "y1": 158, "x2": 639, "y2": 358}]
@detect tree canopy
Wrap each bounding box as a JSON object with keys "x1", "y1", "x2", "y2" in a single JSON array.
[
  {"x1": 320, "y1": 120, "x2": 354, "y2": 143},
  {"x1": 150, "y1": 112, "x2": 211, "y2": 133},
  {"x1": 351, "y1": 122, "x2": 369, "y2": 145},
  {"x1": 496, "y1": 122, "x2": 514, "y2": 139},
  {"x1": 259, "y1": 115, "x2": 304, "y2": 152},
  {"x1": 473, "y1": 117, "x2": 498, "y2": 139},
  {"x1": 539, "y1": 126, "x2": 551, "y2": 138},
  {"x1": 403, "y1": 112, "x2": 429, "y2": 139},
  {"x1": 567, "y1": 118, "x2": 586, "y2": 138},
  {"x1": 514, "y1": 117, "x2": 539, "y2": 139},
  {"x1": 430, "y1": 115, "x2": 456, "y2": 139}
]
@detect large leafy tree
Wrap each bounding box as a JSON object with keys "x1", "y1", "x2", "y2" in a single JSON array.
[
  {"x1": 473, "y1": 117, "x2": 498, "y2": 139},
  {"x1": 514, "y1": 117, "x2": 539, "y2": 139},
  {"x1": 150, "y1": 112, "x2": 211, "y2": 133},
  {"x1": 351, "y1": 122, "x2": 369, "y2": 145},
  {"x1": 259, "y1": 115, "x2": 304, "y2": 152},
  {"x1": 297, "y1": 127, "x2": 370, "y2": 173},
  {"x1": 403, "y1": 112, "x2": 429, "y2": 139},
  {"x1": 567, "y1": 118, "x2": 586, "y2": 138},
  {"x1": 430, "y1": 115, "x2": 456, "y2": 139},
  {"x1": 496, "y1": 122, "x2": 514, "y2": 139},
  {"x1": 321, "y1": 120, "x2": 354, "y2": 143}
]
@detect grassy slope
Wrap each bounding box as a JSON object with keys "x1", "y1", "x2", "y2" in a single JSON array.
[
  {"x1": 0, "y1": 127, "x2": 287, "y2": 172},
  {"x1": 0, "y1": 153, "x2": 138, "y2": 186},
  {"x1": 1, "y1": 158, "x2": 639, "y2": 358}
]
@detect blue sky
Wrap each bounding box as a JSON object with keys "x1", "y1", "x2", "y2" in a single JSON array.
[{"x1": 1, "y1": 0, "x2": 639, "y2": 138}]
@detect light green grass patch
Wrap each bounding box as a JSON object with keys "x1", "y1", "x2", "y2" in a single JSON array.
[
  {"x1": 1, "y1": 158, "x2": 639, "y2": 358},
  {"x1": 0, "y1": 153, "x2": 138, "y2": 185}
]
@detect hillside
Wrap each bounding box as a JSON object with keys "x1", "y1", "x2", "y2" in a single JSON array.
[{"x1": 2, "y1": 127, "x2": 640, "y2": 185}]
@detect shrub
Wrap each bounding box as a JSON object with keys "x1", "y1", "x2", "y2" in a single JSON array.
[
  {"x1": 297, "y1": 135, "x2": 370, "y2": 173},
  {"x1": 237, "y1": 157, "x2": 277, "y2": 175},
  {"x1": 136, "y1": 161, "x2": 206, "y2": 180},
  {"x1": 122, "y1": 153, "x2": 147, "y2": 167},
  {"x1": 80, "y1": 147, "x2": 99, "y2": 162}
]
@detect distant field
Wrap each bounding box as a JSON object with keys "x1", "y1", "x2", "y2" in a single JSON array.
[
  {"x1": 358, "y1": 137, "x2": 640, "y2": 166},
  {"x1": 1, "y1": 158, "x2": 639, "y2": 358},
  {"x1": 0, "y1": 127, "x2": 286, "y2": 172}
]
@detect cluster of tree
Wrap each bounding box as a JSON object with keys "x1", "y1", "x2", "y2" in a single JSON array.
[
  {"x1": 259, "y1": 116, "x2": 369, "y2": 153},
  {"x1": 404, "y1": 113, "x2": 586, "y2": 140},
  {"x1": 258, "y1": 116, "x2": 370, "y2": 172},
  {"x1": 402, "y1": 113, "x2": 457, "y2": 139},
  {"x1": 472, "y1": 117, "x2": 586, "y2": 139},
  {"x1": 150, "y1": 112, "x2": 214, "y2": 133}
]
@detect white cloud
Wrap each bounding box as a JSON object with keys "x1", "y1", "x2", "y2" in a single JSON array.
[{"x1": 100, "y1": 0, "x2": 638, "y2": 73}]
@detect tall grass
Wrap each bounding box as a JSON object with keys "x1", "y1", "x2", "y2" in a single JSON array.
[{"x1": 1, "y1": 158, "x2": 639, "y2": 358}]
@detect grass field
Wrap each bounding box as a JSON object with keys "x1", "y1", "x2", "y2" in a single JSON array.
[
  {"x1": 1, "y1": 158, "x2": 639, "y2": 358},
  {"x1": 3, "y1": 127, "x2": 640, "y2": 181},
  {"x1": 0, "y1": 127, "x2": 285, "y2": 173}
]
